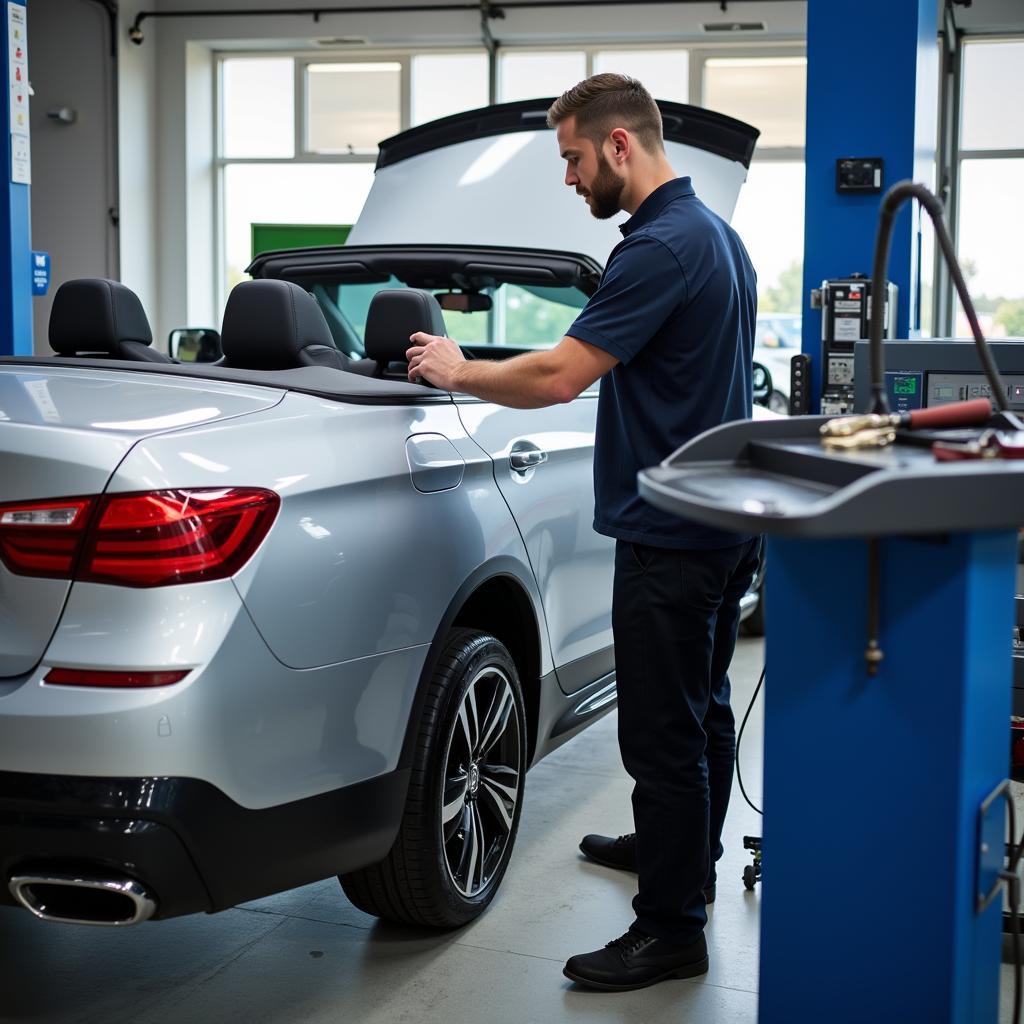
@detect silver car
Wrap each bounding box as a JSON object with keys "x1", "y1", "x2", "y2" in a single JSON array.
[{"x1": 0, "y1": 99, "x2": 763, "y2": 930}]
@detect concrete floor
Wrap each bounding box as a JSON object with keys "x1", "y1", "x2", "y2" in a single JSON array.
[{"x1": 0, "y1": 636, "x2": 1019, "y2": 1022}]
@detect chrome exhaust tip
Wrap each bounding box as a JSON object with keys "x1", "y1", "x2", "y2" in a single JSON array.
[{"x1": 8, "y1": 873, "x2": 157, "y2": 926}]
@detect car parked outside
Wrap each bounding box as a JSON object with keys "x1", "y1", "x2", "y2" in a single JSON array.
[{"x1": 754, "y1": 313, "x2": 802, "y2": 414}]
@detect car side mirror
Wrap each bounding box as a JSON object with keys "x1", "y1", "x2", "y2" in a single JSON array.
[{"x1": 169, "y1": 328, "x2": 222, "y2": 363}]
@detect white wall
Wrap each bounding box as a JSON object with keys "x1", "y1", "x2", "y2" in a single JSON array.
[
  {"x1": 28, "y1": 0, "x2": 117, "y2": 352},
  {"x1": 118, "y1": 0, "x2": 159, "y2": 342}
]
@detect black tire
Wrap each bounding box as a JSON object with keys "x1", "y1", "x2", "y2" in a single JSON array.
[
  {"x1": 743, "y1": 865, "x2": 756, "y2": 891},
  {"x1": 339, "y1": 628, "x2": 527, "y2": 928}
]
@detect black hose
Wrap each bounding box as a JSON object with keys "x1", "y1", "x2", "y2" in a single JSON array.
[
  {"x1": 868, "y1": 180, "x2": 1007, "y2": 414},
  {"x1": 736, "y1": 664, "x2": 764, "y2": 816}
]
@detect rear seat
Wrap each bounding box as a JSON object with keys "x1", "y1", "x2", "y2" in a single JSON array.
[
  {"x1": 49, "y1": 278, "x2": 173, "y2": 362},
  {"x1": 219, "y1": 279, "x2": 375, "y2": 375},
  {"x1": 364, "y1": 289, "x2": 448, "y2": 380}
]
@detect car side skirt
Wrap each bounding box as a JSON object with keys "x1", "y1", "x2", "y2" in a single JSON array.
[{"x1": 532, "y1": 664, "x2": 618, "y2": 768}]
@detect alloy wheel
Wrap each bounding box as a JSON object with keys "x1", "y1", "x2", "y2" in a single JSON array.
[{"x1": 440, "y1": 664, "x2": 523, "y2": 898}]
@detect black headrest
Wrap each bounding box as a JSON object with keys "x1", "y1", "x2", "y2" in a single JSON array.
[
  {"x1": 49, "y1": 279, "x2": 153, "y2": 356},
  {"x1": 220, "y1": 280, "x2": 344, "y2": 371},
  {"x1": 364, "y1": 289, "x2": 447, "y2": 366}
]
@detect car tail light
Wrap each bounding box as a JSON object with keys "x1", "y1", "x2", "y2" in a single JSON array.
[
  {"x1": 79, "y1": 488, "x2": 280, "y2": 587},
  {"x1": 0, "y1": 497, "x2": 95, "y2": 577},
  {"x1": 0, "y1": 488, "x2": 278, "y2": 587},
  {"x1": 44, "y1": 667, "x2": 190, "y2": 688}
]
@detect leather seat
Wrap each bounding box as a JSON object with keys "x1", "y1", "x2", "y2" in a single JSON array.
[
  {"x1": 364, "y1": 289, "x2": 448, "y2": 379},
  {"x1": 220, "y1": 279, "x2": 375, "y2": 374},
  {"x1": 49, "y1": 278, "x2": 172, "y2": 362}
]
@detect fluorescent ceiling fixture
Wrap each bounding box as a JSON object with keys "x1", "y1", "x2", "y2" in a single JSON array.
[{"x1": 458, "y1": 134, "x2": 534, "y2": 187}]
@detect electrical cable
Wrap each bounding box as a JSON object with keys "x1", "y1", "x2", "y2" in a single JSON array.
[{"x1": 735, "y1": 663, "x2": 764, "y2": 816}]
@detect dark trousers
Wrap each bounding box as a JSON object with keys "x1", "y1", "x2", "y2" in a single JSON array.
[{"x1": 612, "y1": 536, "x2": 762, "y2": 944}]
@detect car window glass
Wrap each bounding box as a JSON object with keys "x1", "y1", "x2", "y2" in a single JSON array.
[{"x1": 307, "y1": 277, "x2": 589, "y2": 355}]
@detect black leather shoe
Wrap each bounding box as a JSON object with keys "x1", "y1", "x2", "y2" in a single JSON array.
[
  {"x1": 563, "y1": 928, "x2": 709, "y2": 991},
  {"x1": 579, "y1": 833, "x2": 716, "y2": 904}
]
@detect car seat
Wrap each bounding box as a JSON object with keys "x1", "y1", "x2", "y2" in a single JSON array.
[
  {"x1": 49, "y1": 278, "x2": 173, "y2": 362},
  {"x1": 364, "y1": 289, "x2": 448, "y2": 380},
  {"x1": 219, "y1": 279, "x2": 375, "y2": 374}
]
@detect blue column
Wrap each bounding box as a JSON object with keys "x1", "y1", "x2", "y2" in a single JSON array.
[
  {"x1": 0, "y1": 0, "x2": 31, "y2": 355},
  {"x1": 759, "y1": 531, "x2": 1015, "y2": 1023},
  {"x1": 801, "y1": 0, "x2": 937, "y2": 411}
]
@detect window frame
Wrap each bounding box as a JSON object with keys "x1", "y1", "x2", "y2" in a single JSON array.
[
  {"x1": 937, "y1": 31, "x2": 1024, "y2": 337},
  {"x1": 214, "y1": 47, "x2": 486, "y2": 308},
  {"x1": 214, "y1": 40, "x2": 806, "y2": 314}
]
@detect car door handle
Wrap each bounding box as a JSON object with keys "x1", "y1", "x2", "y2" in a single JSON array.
[{"x1": 509, "y1": 448, "x2": 548, "y2": 472}]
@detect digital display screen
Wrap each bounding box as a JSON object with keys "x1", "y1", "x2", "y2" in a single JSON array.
[
  {"x1": 935, "y1": 386, "x2": 954, "y2": 399},
  {"x1": 892, "y1": 377, "x2": 918, "y2": 396}
]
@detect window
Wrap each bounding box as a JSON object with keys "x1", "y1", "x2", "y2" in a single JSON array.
[
  {"x1": 411, "y1": 53, "x2": 489, "y2": 125},
  {"x1": 730, "y1": 162, "x2": 805, "y2": 315},
  {"x1": 698, "y1": 54, "x2": 806, "y2": 333},
  {"x1": 703, "y1": 56, "x2": 806, "y2": 149},
  {"x1": 306, "y1": 63, "x2": 402, "y2": 154},
  {"x1": 215, "y1": 44, "x2": 807, "y2": 336},
  {"x1": 221, "y1": 58, "x2": 294, "y2": 158},
  {"x1": 311, "y1": 278, "x2": 588, "y2": 356},
  {"x1": 961, "y1": 40, "x2": 1024, "y2": 151},
  {"x1": 498, "y1": 51, "x2": 587, "y2": 102},
  {"x1": 222, "y1": 164, "x2": 375, "y2": 293},
  {"x1": 593, "y1": 50, "x2": 688, "y2": 103},
  {"x1": 952, "y1": 39, "x2": 1024, "y2": 339},
  {"x1": 218, "y1": 52, "x2": 484, "y2": 304}
]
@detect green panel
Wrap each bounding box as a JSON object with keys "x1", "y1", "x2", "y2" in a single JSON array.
[{"x1": 251, "y1": 223, "x2": 352, "y2": 260}]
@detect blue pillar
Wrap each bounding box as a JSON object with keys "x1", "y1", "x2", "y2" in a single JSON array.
[
  {"x1": 759, "y1": 531, "x2": 1015, "y2": 1023},
  {"x1": 0, "y1": 0, "x2": 32, "y2": 355},
  {"x1": 801, "y1": 0, "x2": 937, "y2": 411}
]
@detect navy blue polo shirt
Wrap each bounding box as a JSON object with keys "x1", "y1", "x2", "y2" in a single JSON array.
[{"x1": 567, "y1": 176, "x2": 757, "y2": 549}]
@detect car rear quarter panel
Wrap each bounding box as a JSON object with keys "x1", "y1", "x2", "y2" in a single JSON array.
[
  {"x1": 106, "y1": 392, "x2": 551, "y2": 674},
  {"x1": 127, "y1": 391, "x2": 553, "y2": 683}
]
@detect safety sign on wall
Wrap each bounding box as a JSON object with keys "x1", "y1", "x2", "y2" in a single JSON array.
[{"x1": 8, "y1": 2, "x2": 28, "y2": 185}]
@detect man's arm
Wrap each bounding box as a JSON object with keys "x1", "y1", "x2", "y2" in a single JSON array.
[{"x1": 405, "y1": 333, "x2": 618, "y2": 409}]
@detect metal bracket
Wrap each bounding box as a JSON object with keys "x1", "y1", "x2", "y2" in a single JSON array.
[{"x1": 977, "y1": 778, "x2": 1011, "y2": 914}]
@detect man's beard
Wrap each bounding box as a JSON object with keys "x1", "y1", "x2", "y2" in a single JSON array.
[{"x1": 580, "y1": 152, "x2": 625, "y2": 220}]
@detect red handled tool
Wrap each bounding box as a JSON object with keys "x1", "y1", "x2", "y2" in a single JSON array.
[{"x1": 821, "y1": 398, "x2": 993, "y2": 439}]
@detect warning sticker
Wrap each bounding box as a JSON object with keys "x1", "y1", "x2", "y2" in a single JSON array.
[{"x1": 834, "y1": 316, "x2": 862, "y2": 341}]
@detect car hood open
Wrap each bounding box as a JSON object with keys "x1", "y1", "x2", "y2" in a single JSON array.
[{"x1": 348, "y1": 98, "x2": 759, "y2": 266}]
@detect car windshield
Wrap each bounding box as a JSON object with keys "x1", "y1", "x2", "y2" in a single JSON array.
[{"x1": 308, "y1": 277, "x2": 589, "y2": 357}]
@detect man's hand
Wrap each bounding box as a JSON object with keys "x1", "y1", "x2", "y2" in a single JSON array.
[{"x1": 406, "y1": 332, "x2": 466, "y2": 390}]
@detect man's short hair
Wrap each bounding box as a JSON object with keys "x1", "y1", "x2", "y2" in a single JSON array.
[{"x1": 546, "y1": 73, "x2": 664, "y2": 154}]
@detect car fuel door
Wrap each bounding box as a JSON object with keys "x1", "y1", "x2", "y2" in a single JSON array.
[{"x1": 456, "y1": 393, "x2": 613, "y2": 693}]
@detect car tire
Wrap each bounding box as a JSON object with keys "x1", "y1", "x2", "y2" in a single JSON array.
[
  {"x1": 339, "y1": 628, "x2": 527, "y2": 928},
  {"x1": 768, "y1": 390, "x2": 790, "y2": 415}
]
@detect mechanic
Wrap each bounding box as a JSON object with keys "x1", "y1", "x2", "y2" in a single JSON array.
[{"x1": 406, "y1": 73, "x2": 761, "y2": 992}]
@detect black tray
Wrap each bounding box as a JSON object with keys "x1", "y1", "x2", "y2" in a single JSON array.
[{"x1": 638, "y1": 416, "x2": 1024, "y2": 538}]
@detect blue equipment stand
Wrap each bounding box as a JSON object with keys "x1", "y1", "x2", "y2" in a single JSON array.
[{"x1": 640, "y1": 416, "x2": 1023, "y2": 1023}]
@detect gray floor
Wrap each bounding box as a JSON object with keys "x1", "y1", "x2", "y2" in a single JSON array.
[{"x1": 0, "y1": 636, "x2": 1019, "y2": 1022}]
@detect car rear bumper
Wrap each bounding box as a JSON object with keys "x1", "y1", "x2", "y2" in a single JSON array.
[{"x1": 0, "y1": 767, "x2": 409, "y2": 920}]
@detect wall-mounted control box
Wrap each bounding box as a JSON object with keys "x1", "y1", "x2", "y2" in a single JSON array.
[{"x1": 836, "y1": 157, "x2": 884, "y2": 194}]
